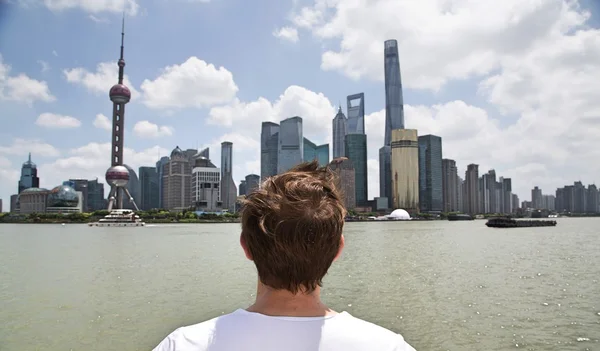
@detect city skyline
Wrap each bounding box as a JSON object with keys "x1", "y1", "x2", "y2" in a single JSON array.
[{"x1": 2, "y1": 0, "x2": 600, "y2": 204}]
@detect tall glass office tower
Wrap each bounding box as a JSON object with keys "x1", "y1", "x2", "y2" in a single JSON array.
[
  {"x1": 345, "y1": 134, "x2": 368, "y2": 206},
  {"x1": 18, "y1": 153, "x2": 40, "y2": 194},
  {"x1": 139, "y1": 166, "x2": 159, "y2": 210},
  {"x1": 221, "y1": 141, "x2": 237, "y2": 212},
  {"x1": 332, "y1": 107, "x2": 347, "y2": 159},
  {"x1": 346, "y1": 93, "x2": 365, "y2": 135},
  {"x1": 261, "y1": 122, "x2": 280, "y2": 180},
  {"x1": 278, "y1": 117, "x2": 303, "y2": 173},
  {"x1": 384, "y1": 39, "x2": 405, "y2": 144},
  {"x1": 303, "y1": 138, "x2": 329, "y2": 166},
  {"x1": 418, "y1": 135, "x2": 443, "y2": 212},
  {"x1": 380, "y1": 39, "x2": 405, "y2": 208}
]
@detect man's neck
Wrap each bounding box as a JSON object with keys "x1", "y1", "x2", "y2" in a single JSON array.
[{"x1": 246, "y1": 282, "x2": 337, "y2": 317}]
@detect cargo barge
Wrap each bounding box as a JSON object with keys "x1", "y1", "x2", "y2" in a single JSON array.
[
  {"x1": 485, "y1": 217, "x2": 557, "y2": 228},
  {"x1": 447, "y1": 213, "x2": 474, "y2": 221}
]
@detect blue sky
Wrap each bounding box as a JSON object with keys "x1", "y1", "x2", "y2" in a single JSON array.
[{"x1": 1, "y1": 0, "x2": 600, "y2": 207}]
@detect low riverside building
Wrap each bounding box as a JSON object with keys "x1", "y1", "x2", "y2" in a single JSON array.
[{"x1": 18, "y1": 188, "x2": 49, "y2": 214}]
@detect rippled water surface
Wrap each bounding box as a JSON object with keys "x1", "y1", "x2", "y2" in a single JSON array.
[{"x1": 1, "y1": 218, "x2": 599, "y2": 350}]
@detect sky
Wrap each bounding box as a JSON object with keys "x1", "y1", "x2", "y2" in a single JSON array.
[{"x1": 1, "y1": 0, "x2": 600, "y2": 206}]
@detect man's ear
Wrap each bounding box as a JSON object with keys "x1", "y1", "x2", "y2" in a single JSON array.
[
  {"x1": 240, "y1": 233, "x2": 253, "y2": 260},
  {"x1": 333, "y1": 234, "x2": 345, "y2": 261}
]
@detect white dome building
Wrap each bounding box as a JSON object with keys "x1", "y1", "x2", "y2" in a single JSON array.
[{"x1": 388, "y1": 209, "x2": 411, "y2": 220}]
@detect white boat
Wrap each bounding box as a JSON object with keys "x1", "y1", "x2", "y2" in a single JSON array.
[{"x1": 88, "y1": 209, "x2": 145, "y2": 227}]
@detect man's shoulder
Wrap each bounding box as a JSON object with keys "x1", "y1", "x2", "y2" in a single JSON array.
[
  {"x1": 334, "y1": 312, "x2": 415, "y2": 350},
  {"x1": 153, "y1": 310, "x2": 416, "y2": 351},
  {"x1": 152, "y1": 314, "x2": 226, "y2": 351}
]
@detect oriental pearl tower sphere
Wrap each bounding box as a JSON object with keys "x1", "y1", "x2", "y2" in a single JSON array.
[{"x1": 104, "y1": 16, "x2": 139, "y2": 212}]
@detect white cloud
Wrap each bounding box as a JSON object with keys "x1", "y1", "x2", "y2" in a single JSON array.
[
  {"x1": 52, "y1": 50, "x2": 58, "y2": 57},
  {"x1": 0, "y1": 138, "x2": 60, "y2": 158},
  {"x1": 269, "y1": 0, "x2": 600, "y2": 201},
  {"x1": 133, "y1": 121, "x2": 174, "y2": 138},
  {"x1": 37, "y1": 60, "x2": 50, "y2": 72},
  {"x1": 38, "y1": 143, "x2": 170, "y2": 192},
  {"x1": 93, "y1": 113, "x2": 112, "y2": 131},
  {"x1": 40, "y1": 0, "x2": 139, "y2": 15},
  {"x1": 208, "y1": 85, "x2": 335, "y2": 144},
  {"x1": 140, "y1": 56, "x2": 238, "y2": 110},
  {"x1": 287, "y1": 0, "x2": 588, "y2": 91},
  {"x1": 0, "y1": 156, "x2": 19, "y2": 201},
  {"x1": 273, "y1": 27, "x2": 299, "y2": 42},
  {"x1": 88, "y1": 14, "x2": 109, "y2": 23},
  {"x1": 35, "y1": 113, "x2": 82, "y2": 129},
  {"x1": 63, "y1": 61, "x2": 140, "y2": 98},
  {"x1": 0, "y1": 55, "x2": 55, "y2": 104},
  {"x1": 199, "y1": 132, "x2": 261, "y2": 183}
]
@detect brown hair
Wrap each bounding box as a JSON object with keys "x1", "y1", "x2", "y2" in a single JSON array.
[{"x1": 241, "y1": 160, "x2": 346, "y2": 294}]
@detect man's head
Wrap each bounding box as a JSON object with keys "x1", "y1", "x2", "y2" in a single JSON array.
[{"x1": 240, "y1": 160, "x2": 346, "y2": 294}]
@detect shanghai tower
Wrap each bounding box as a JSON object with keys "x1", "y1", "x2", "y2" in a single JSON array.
[
  {"x1": 380, "y1": 39, "x2": 405, "y2": 207},
  {"x1": 384, "y1": 39, "x2": 405, "y2": 143}
]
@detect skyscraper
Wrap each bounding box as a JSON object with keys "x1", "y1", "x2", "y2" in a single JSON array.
[
  {"x1": 329, "y1": 157, "x2": 356, "y2": 210},
  {"x1": 465, "y1": 164, "x2": 479, "y2": 215},
  {"x1": 155, "y1": 156, "x2": 169, "y2": 209},
  {"x1": 197, "y1": 147, "x2": 209, "y2": 159},
  {"x1": 442, "y1": 159, "x2": 458, "y2": 212},
  {"x1": 239, "y1": 180, "x2": 247, "y2": 196},
  {"x1": 587, "y1": 184, "x2": 599, "y2": 213},
  {"x1": 486, "y1": 170, "x2": 498, "y2": 213},
  {"x1": 220, "y1": 141, "x2": 237, "y2": 212},
  {"x1": 391, "y1": 129, "x2": 419, "y2": 211},
  {"x1": 380, "y1": 39, "x2": 405, "y2": 208},
  {"x1": 384, "y1": 40, "x2": 405, "y2": 144},
  {"x1": 18, "y1": 153, "x2": 40, "y2": 194},
  {"x1": 69, "y1": 179, "x2": 89, "y2": 211},
  {"x1": 457, "y1": 177, "x2": 464, "y2": 213},
  {"x1": 245, "y1": 174, "x2": 260, "y2": 195},
  {"x1": 418, "y1": 135, "x2": 443, "y2": 212},
  {"x1": 139, "y1": 166, "x2": 159, "y2": 210},
  {"x1": 122, "y1": 164, "x2": 140, "y2": 210},
  {"x1": 278, "y1": 117, "x2": 303, "y2": 173},
  {"x1": 346, "y1": 93, "x2": 365, "y2": 134},
  {"x1": 303, "y1": 138, "x2": 329, "y2": 166},
  {"x1": 332, "y1": 107, "x2": 347, "y2": 159},
  {"x1": 574, "y1": 181, "x2": 586, "y2": 213},
  {"x1": 261, "y1": 122, "x2": 280, "y2": 180},
  {"x1": 345, "y1": 134, "x2": 368, "y2": 206},
  {"x1": 542, "y1": 194, "x2": 556, "y2": 211},
  {"x1": 87, "y1": 178, "x2": 105, "y2": 211},
  {"x1": 379, "y1": 145, "x2": 392, "y2": 208},
  {"x1": 162, "y1": 146, "x2": 192, "y2": 210},
  {"x1": 192, "y1": 156, "x2": 221, "y2": 212},
  {"x1": 531, "y1": 186, "x2": 543, "y2": 209},
  {"x1": 502, "y1": 178, "x2": 512, "y2": 214}
]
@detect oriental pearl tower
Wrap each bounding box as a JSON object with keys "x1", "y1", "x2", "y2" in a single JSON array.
[{"x1": 104, "y1": 17, "x2": 139, "y2": 211}]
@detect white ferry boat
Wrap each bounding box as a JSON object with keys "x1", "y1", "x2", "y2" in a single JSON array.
[{"x1": 88, "y1": 209, "x2": 145, "y2": 227}]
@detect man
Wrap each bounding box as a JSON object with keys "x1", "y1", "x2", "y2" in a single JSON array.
[{"x1": 152, "y1": 161, "x2": 416, "y2": 351}]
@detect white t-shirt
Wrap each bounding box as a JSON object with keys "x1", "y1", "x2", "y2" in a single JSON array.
[{"x1": 152, "y1": 309, "x2": 416, "y2": 351}]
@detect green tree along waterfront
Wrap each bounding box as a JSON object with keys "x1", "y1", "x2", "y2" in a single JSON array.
[
  {"x1": 0, "y1": 210, "x2": 241, "y2": 224},
  {"x1": 3, "y1": 210, "x2": 599, "y2": 224}
]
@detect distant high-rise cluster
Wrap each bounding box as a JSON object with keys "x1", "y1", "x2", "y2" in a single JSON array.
[
  {"x1": 525, "y1": 182, "x2": 600, "y2": 214},
  {"x1": 331, "y1": 93, "x2": 368, "y2": 208},
  {"x1": 8, "y1": 36, "x2": 600, "y2": 218},
  {"x1": 260, "y1": 116, "x2": 331, "y2": 177}
]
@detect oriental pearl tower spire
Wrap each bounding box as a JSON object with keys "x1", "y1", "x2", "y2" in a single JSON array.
[{"x1": 105, "y1": 15, "x2": 139, "y2": 211}]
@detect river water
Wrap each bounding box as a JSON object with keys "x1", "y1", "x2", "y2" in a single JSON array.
[{"x1": 1, "y1": 219, "x2": 599, "y2": 350}]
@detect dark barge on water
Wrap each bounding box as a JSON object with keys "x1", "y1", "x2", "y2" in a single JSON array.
[
  {"x1": 486, "y1": 217, "x2": 557, "y2": 228},
  {"x1": 447, "y1": 213, "x2": 474, "y2": 221}
]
